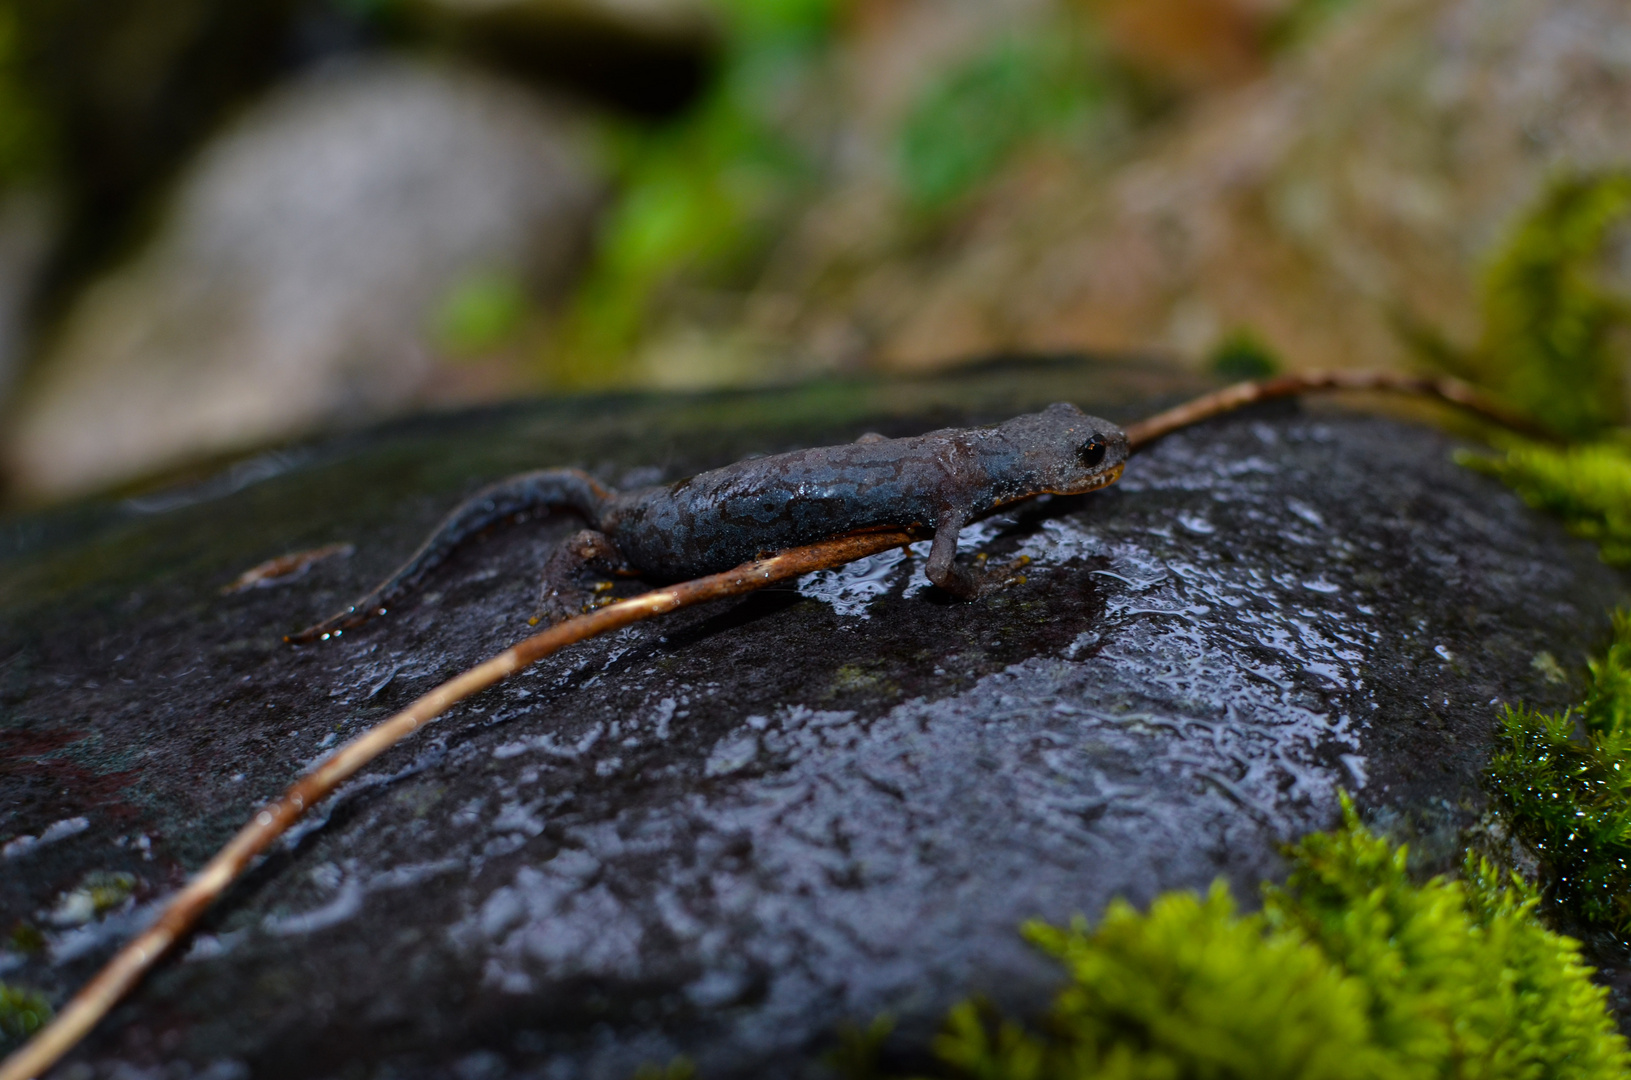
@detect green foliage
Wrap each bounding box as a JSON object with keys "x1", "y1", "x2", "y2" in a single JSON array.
[
  {"x1": 0, "y1": 2, "x2": 51, "y2": 185},
  {"x1": 1458, "y1": 438, "x2": 1631, "y2": 564},
  {"x1": 1487, "y1": 609, "x2": 1631, "y2": 929},
  {"x1": 990, "y1": 885, "x2": 1389, "y2": 1079},
  {"x1": 0, "y1": 981, "x2": 51, "y2": 1049},
  {"x1": 858, "y1": 801, "x2": 1627, "y2": 1079},
  {"x1": 5, "y1": 922, "x2": 42, "y2": 955},
  {"x1": 1442, "y1": 172, "x2": 1631, "y2": 440},
  {"x1": 432, "y1": 269, "x2": 530, "y2": 356},
  {"x1": 896, "y1": 24, "x2": 1107, "y2": 213},
  {"x1": 1207, "y1": 328, "x2": 1283, "y2": 381},
  {"x1": 552, "y1": 0, "x2": 839, "y2": 381}
]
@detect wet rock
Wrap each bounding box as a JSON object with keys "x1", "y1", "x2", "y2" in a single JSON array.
[
  {"x1": 14, "y1": 0, "x2": 305, "y2": 301},
  {"x1": 3, "y1": 56, "x2": 601, "y2": 501},
  {"x1": 0, "y1": 359, "x2": 1622, "y2": 1077}
]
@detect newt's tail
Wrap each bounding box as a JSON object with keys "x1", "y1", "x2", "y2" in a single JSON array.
[{"x1": 286, "y1": 469, "x2": 614, "y2": 644}]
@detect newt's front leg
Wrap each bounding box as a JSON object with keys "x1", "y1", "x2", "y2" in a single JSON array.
[{"x1": 925, "y1": 509, "x2": 983, "y2": 598}]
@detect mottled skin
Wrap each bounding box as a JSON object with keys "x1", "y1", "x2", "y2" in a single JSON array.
[{"x1": 291, "y1": 403, "x2": 1127, "y2": 642}]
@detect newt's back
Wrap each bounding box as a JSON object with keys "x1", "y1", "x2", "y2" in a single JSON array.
[{"x1": 601, "y1": 432, "x2": 979, "y2": 579}]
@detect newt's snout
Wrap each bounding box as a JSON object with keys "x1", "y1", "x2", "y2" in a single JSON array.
[{"x1": 1018, "y1": 404, "x2": 1128, "y2": 497}]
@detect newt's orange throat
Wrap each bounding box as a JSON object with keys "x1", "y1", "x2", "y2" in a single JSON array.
[{"x1": 1050, "y1": 461, "x2": 1125, "y2": 497}]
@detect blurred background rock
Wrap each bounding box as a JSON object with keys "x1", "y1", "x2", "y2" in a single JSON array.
[{"x1": 0, "y1": 0, "x2": 1626, "y2": 502}]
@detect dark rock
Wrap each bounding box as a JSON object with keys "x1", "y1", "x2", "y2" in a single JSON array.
[
  {"x1": 401, "y1": 0, "x2": 718, "y2": 118},
  {"x1": 0, "y1": 358, "x2": 1621, "y2": 1077},
  {"x1": 15, "y1": 0, "x2": 306, "y2": 306}
]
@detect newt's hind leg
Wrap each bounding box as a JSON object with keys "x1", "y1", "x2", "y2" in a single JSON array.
[{"x1": 537, "y1": 529, "x2": 637, "y2": 623}]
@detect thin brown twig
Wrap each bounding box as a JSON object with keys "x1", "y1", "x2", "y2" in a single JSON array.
[
  {"x1": 0, "y1": 529, "x2": 917, "y2": 1080},
  {"x1": 1123, "y1": 370, "x2": 1554, "y2": 451}
]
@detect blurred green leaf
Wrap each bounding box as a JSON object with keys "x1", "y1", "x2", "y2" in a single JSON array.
[
  {"x1": 433, "y1": 269, "x2": 531, "y2": 356},
  {"x1": 551, "y1": 0, "x2": 839, "y2": 382},
  {"x1": 897, "y1": 25, "x2": 1107, "y2": 213}
]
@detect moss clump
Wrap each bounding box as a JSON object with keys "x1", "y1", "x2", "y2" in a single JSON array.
[
  {"x1": 864, "y1": 801, "x2": 1628, "y2": 1079},
  {"x1": 1207, "y1": 328, "x2": 1283, "y2": 381},
  {"x1": 1460, "y1": 439, "x2": 1631, "y2": 564},
  {"x1": 0, "y1": 982, "x2": 52, "y2": 1049},
  {"x1": 1487, "y1": 608, "x2": 1631, "y2": 929},
  {"x1": 1478, "y1": 172, "x2": 1631, "y2": 439},
  {"x1": 1430, "y1": 172, "x2": 1631, "y2": 440}
]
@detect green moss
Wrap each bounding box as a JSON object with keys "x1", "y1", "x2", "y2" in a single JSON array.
[
  {"x1": 1207, "y1": 328, "x2": 1283, "y2": 381},
  {"x1": 5, "y1": 922, "x2": 42, "y2": 955},
  {"x1": 1486, "y1": 609, "x2": 1631, "y2": 929},
  {"x1": 858, "y1": 801, "x2": 1627, "y2": 1079},
  {"x1": 1435, "y1": 172, "x2": 1631, "y2": 440},
  {"x1": 1267, "y1": 809, "x2": 1626, "y2": 1078},
  {"x1": 1459, "y1": 439, "x2": 1631, "y2": 564},
  {"x1": 896, "y1": 22, "x2": 1108, "y2": 213},
  {"x1": 0, "y1": 981, "x2": 51, "y2": 1050}
]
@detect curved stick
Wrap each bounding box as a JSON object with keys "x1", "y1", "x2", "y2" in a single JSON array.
[
  {"x1": 0, "y1": 530, "x2": 917, "y2": 1080},
  {"x1": 1123, "y1": 370, "x2": 1554, "y2": 451}
]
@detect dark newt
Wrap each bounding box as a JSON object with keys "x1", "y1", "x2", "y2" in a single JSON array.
[{"x1": 288, "y1": 403, "x2": 1127, "y2": 643}]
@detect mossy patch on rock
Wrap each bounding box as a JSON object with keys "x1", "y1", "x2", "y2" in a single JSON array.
[
  {"x1": 859, "y1": 802, "x2": 1629, "y2": 1080},
  {"x1": 0, "y1": 982, "x2": 51, "y2": 1051},
  {"x1": 1415, "y1": 170, "x2": 1631, "y2": 440},
  {"x1": 1488, "y1": 610, "x2": 1631, "y2": 930},
  {"x1": 1461, "y1": 440, "x2": 1631, "y2": 565}
]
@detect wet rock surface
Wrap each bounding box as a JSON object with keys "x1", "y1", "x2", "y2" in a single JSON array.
[{"x1": 0, "y1": 359, "x2": 1623, "y2": 1078}]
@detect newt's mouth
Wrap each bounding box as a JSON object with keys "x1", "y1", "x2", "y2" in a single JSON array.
[{"x1": 1049, "y1": 461, "x2": 1125, "y2": 497}]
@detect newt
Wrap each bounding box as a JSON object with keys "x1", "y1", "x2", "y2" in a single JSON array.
[{"x1": 289, "y1": 403, "x2": 1128, "y2": 642}]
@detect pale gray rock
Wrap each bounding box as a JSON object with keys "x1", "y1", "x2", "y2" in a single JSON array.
[{"x1": 3, "y1": 57, "x2": 599, "y2": 500}]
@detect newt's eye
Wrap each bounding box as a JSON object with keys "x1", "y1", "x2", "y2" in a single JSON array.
[{"x1": 1078, "y1": 435, "x2": 1108, "y2": 468}]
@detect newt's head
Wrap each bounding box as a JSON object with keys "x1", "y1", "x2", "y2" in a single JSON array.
[{"x1": 992, "y1": 402, "x2": 1128, "y2": 500}]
